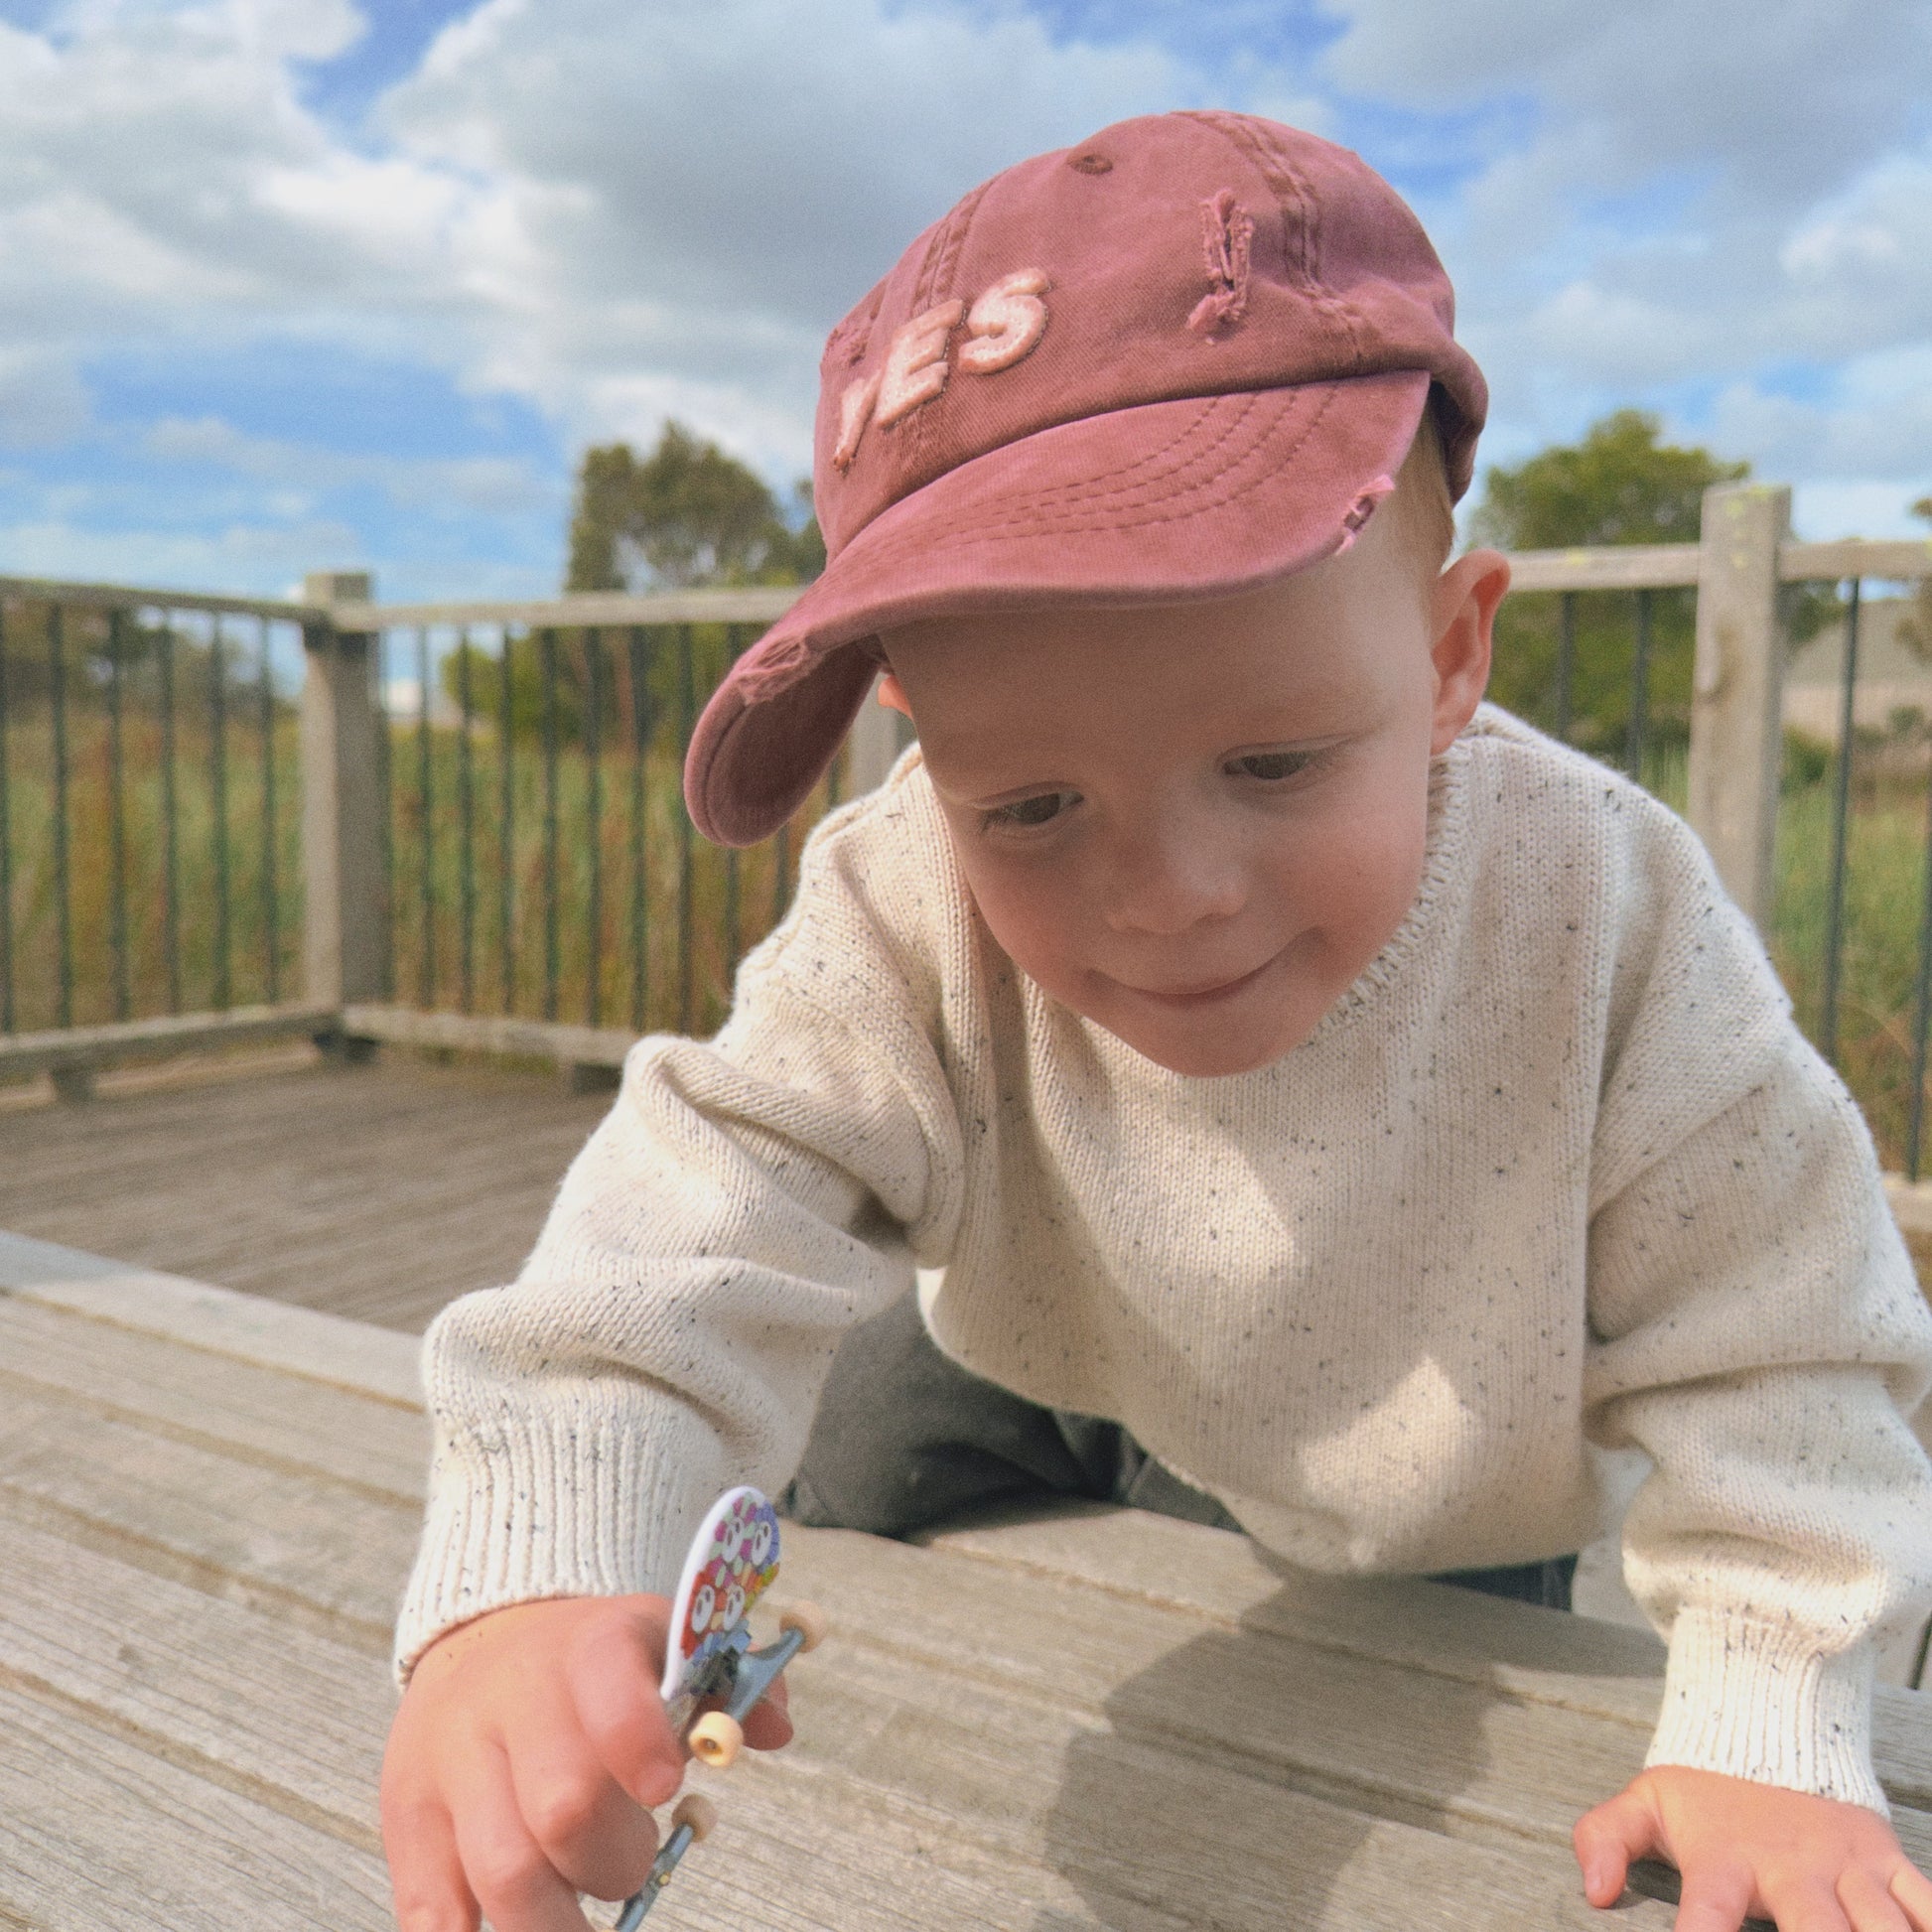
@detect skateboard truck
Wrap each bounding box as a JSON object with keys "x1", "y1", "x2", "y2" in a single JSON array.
[
  {"x1": 612, "y1": 1605, "x2": 827, "y2": 1925},
  {"x1": 684, "y1": 1600, "x2": 828, "y2": 1769},
  {"x1": 614, "y1": 1793, "x2": 717, "y2": 1928}
]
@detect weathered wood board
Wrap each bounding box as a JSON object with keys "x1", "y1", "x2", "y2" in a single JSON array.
[{"x1": 1, "y1": 1247, "x2": 1924, "y2": 1930}]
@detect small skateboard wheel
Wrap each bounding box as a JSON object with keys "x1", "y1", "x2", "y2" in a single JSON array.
[
  {"x1": 778, "y1": 1600, "x2": 828, "y2": 1652},
  {"x1": 670, "y1": 1792, "x2": 718, "y2": 1843},
  {"x1": 688, "y1": 1712, "x2": 744, "y2": 1769}
]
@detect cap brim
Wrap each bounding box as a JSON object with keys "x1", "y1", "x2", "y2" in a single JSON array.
[{"x1": 686, "y1": 369, "x2": 1430, "y2": 846}]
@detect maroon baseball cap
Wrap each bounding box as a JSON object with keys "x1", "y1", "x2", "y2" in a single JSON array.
[{"x1": 686, "y1": 108, "x2": 1488, "y2": 847}]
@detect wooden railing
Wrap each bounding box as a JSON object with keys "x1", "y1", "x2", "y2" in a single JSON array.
[{"x1": 4, "y1": 484, "x2": 1931, "y2": 1156}]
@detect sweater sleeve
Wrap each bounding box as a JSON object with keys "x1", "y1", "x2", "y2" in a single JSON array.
[
  {"x1": 1582, "y1": 828, "x2": 1932, "y2": 1813},
  {"x1": 393, "y1": 809, "x2": 965, "y2": 1679}
]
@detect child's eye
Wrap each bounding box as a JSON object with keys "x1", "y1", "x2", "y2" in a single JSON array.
[
  {"x1": 985, "y1": 790, "x2": 1077, "y2": 830},
  {"x1": 1228, "y1": 751, "x2": 1312, "y2": 782}
]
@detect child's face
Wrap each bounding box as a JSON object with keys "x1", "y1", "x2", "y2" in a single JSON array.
[{"x1": 879, "y1": 513, "x2": 1508, "y2": 1077}]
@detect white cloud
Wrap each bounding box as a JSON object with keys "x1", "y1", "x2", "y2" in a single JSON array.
[
  {"x1": 0, "y1": 348, "x2": 91, "y2": 448},
  {"x1": 1313, "y1": 0, "x2": 1932, "y2": 521},
  {"x1": 1322, "y1": 0, "x2": 1930, "y2": 213},
  {"x1": 368, "y1": 0, "x2": 1197, "y2": 467},
  {"x1": 145, "y1": 414, "x2": 555, "y2": 515},
  {"x1": 0, "y1": 0, "x2": 1928, "y2": 576},
  {"x1": 0, "y1": 510, "x2": 363, "y2": 587},
  {"x1": 0, "y1": 0, "x2": 1210, "y2": 488}
]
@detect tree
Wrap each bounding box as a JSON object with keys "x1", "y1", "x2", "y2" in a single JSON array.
[
  {"x1": 1471, "y1": 410, "x2": 1749, "y2": 764},
  {"x1": 451, "y1": 423, "x2": 826, "y2": 744},
  {"x1": 1469, "y1": 407, "x2": 1747, "y2": 553},
  {"x1": 565, "y1": 422, "x2": 824, "y2": 594}
]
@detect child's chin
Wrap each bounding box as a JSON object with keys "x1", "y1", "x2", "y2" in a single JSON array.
[{"x1": 1109, "y1": 1007, "x2": 1318, "y2": 1078}]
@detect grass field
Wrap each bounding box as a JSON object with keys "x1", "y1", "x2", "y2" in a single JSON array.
[
  {"x1": 8, "y1": 710, "x2": 1932, "y2": 1170},
  {"x1": 0, "y1": 710, "x2": 838, "y2": 1041}
]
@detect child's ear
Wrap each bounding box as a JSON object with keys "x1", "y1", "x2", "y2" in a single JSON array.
[
  {"x1": 1428, "y1": 548, "x2": 1510, "y2": 755},
  {"x1": 878, "y1": 670, "x2": 914, "y2": 719}
]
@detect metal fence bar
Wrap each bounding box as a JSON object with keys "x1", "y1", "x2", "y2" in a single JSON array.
[
  {"x1": 1909, "y1": 751, "x2": 1932, "y2": 1183},
  {"x1": 585, "y1": 627, "x2": 604, "y2": 1027},
  {"x1": 374, "y1": 628, "x2": 395, "y2": 1002},
  {"x1": 158, "y1": 621, "x2": 182, "y2": 1014},
  {"x1": 416, "y1": 626, "x2": 436, "y2": 1010},
  {"x1": 677, "y1": 625, "x2": 695, "y2": 1033},
  {"x1": 257, "y1": 616, "x2": 279, "y2": 1005},
  {"x1": 48, "y1": 603, "x2": 73, "y2": 1029},
  {"x1": 498, "y1": 633, "x2": 515, "y2": 1015},
  {"x1": 627, "y1": 625, "x2": 648, "y2": 1035},
  {"x1": 1820, "y1": 579, "x2": 1863, "y2": 1069},
  {"x1": 723, "y1": 626, "x2": 742, "y2": 976},
  {"x1": 107, "y1": 609, "x2": 131, "y2": 1023},
  {"x1": 1555, "y1": 593, "x2": 1576, "y2": 742},
  {"x1": 1624, "y1": 589, "x2": 1652, "y2": 779},
  {"x1": 209, "y1": 614, "x2": 232, "y2": 1010},
  {"x1": 541, "y1": 626, "x2": 561, "y2": 1024},
  {"x1": 457, "y1": 627, "x2": 476, "y2": 1014},
  {"x1": 0, "y1": 607, "x2": 12, "y2": 1033}
]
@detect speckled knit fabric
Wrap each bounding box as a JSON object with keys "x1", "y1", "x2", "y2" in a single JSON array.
[{"x1": 397, "y1": 705, "x2": 1932, "y2": 1812}]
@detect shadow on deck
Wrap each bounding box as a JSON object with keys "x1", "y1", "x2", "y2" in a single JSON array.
[{"x1": 0, "y1": 1046, "x2": 614, "y2": 1332}]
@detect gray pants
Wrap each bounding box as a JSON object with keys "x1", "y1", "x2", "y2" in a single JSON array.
[{"x1": 786, "y1": 1294, "x2": 1575, "y2": 1612}]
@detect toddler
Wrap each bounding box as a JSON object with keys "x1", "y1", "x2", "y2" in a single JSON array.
[{"x1": 382, "y1": 112, "x2": 1932, "y2": 1932}]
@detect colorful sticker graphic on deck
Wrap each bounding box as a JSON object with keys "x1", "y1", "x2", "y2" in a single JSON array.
[{"x1": 659, "y1": 1485, "x2": 781, "y2": 1706}]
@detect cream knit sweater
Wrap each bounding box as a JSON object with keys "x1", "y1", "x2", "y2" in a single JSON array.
[{"x1": 398, "y1": 706, "x2": 1932, "y2": 1812}]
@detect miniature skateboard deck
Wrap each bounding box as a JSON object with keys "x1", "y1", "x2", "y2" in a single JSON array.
[{"x1": 658, "y1": 1484, "x2": 781, "y2": 1722}]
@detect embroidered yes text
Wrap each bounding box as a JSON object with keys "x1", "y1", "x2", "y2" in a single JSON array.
[{"x1": 833, "y1": 269, "x2": 1051, "y2": 470}]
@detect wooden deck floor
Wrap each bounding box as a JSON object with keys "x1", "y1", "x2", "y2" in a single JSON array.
[{"x1": 0, "y1": 1047, "x2": 612, "y2": 1331}]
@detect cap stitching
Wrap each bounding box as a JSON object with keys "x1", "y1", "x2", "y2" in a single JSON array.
[
  {"x1": 1195, "y1": 110, "x2": 1369, "y2": 371},
  {"x1": 857, "y1": 393, "x2": 1270, "y2": 563},
  {"x1": 857, "y1": 392, "x2": 1222, "y2": 546},
  {"x1": 872, "y1": 386, "x2": 1342, "y2": 553},
  {"x1": 907, "y1": 182, "x2": 991, "y2": 473},
  {"x1": 1248, "y1": 117, "x2": 1374, "y2": 369},
  {"x1": 916, "y1": 427, "x2": 1322, "y2": 548}
]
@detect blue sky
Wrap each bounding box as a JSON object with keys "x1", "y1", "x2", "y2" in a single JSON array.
[{"x1": 0, "y1": 0, "x2": 1928, "y2": 602}]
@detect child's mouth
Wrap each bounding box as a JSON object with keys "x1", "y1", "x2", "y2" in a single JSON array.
[{"x1": 1123, "y1": 950, "x2": 1280, "y2": 1009}]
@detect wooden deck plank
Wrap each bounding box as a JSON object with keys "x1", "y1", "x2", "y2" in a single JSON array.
[
  {"x1": 0, "y1": 1294, "x2": 427, "y2": 1501},
  {"x1": 0, "y1": 1056, "x2": 607, "y2": 1330},
  {"x1": 0, "y1": 1502, "x2": 1676, "y2": 1932},
  {"x1": 684, "y1": 1704, "x2": 1678, "y2": 1932},
  {"x1": 926, "y1": 1502, "x2": 1932, "y2": 1806},
  {"x1": 775, "y1": 1529, "x2": 1928, "y2": 1869},
  {"x1": 0, "y1": 1683, "x2": 395, "y2": 1932},
  {"x1": 0, "y1": 1512, "x2": 390, "y2": 1847},
  {"x1": 0, "y1": 1231, "x2": 423, "y2": 1407},
  {"x1": 0, "y1": 1384, "x2": 418, "y2": 1647}
]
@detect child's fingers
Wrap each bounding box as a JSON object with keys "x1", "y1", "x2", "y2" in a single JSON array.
[
  {"x1": 1890, "y1": 1859, "x2": 1932, "y2": 1932},
  {"x1": 450, "y1": 1743, "x2": 598, "y2": 1932},
  {"x1": 1671, "y1": 1861, "x2": 1760, "y2": 1932},
  {"x1": 566, "y1": 1606, "x2": 686, "y2": 1808},
  {"x1": 380, "y1": 1785, "x2": 482, "y2": 1932},
  {"x1": 1838, "y1": 1863, "x2": 1913, "y2": 1932},
  {"x1": 1573, "y1": 1785, "x2": 1659, "y2": 1906},
  {"x1": 504, "y1": 1712, "x2": 663, "y2": 1903}
]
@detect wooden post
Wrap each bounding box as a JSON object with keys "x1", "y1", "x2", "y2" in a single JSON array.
[
  {"x1": 300, "y1": 573, "x2": 384, "y2": 1030},
  {"x1": 845, "y1": 673, "x2": 916, "y2": 797},
  {"x1": 1688, "y1": 484, "x2": 1790, "y2": 930}
]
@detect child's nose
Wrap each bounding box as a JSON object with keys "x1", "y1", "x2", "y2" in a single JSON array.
[{"x1": 1102, "y1": 822, "x2": 1247, "y2": 935}]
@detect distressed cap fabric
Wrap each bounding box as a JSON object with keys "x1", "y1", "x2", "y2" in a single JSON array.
[{"x1": 685, "y1": 108, "x2": 1488, "y2": 847}]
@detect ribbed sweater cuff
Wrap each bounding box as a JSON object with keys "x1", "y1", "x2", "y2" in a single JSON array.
[
  {"x1": 392, "y1": 1409, "x2": 715, "y2": 1685},
  {"x1": 1646, "y1": 1606, "x2": 1885, "y2": 1814}
]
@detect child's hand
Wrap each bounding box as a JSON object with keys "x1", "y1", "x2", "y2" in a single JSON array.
[
  {"x1": 1575, "y1": 1765, "x2": 1932, "y2": 1931},
  {"x1": 379, "y1": 1592, "x2": 793, "y2": 1932}
]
